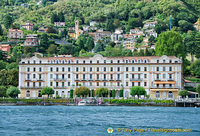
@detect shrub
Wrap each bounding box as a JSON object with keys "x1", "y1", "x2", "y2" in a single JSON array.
[
  {"x1": 179, "y1": 90, "x2": 188, "y2": 98},
  {"x1": 41, "y1": 87, "x2": 54, "y2": 97},
  {"x1": 70, "y1": 89, "x2": 73, "y2": 98},
  {"x1": 112, "y1": 89, "x2": 115, "y2": 98},
  {"x1": 6, "y1": 86, "x2": 20, "y2": 98},
  {"x1": 119, "y1": 89, "x2": 123, "y2": 97},
  {"x1": 95, "y1": 88, "x2": 108, "y2": 97}
]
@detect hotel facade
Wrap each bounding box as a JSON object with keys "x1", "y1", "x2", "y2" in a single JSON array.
[{"x1": 18, "y1": 54, "x2": 183, "y2": 99}]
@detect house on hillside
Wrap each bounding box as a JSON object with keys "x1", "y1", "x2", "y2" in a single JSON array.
[
  {"x1": 21, "y1": 21, "x2": 34, "y2": 31},
  {"x1": 0, "y1": 44, "x2": 11, "y2": 52},
  {"x1": 111, "y1": 29, "x2": 123, "y2": 44},
  {"x1": 94, "y1": 30, "x2": 112, "y2": 41},
  {"x1": 123, "y1": 40, "x2": 137, "y2": 52},
  {"x1": 23, "y1": 34, "x2": 39, "y2": 47},
  {"x1": 145, "y1": 29, "x2": 158, "y2": 38},
  {"x1": 54, "y1": 22, "x2": 65, "y2": 27},
  {"x1": 8, "y1": 29, "x2": 24, "y2": 39},
  {"x1": 143, "y1": 21, "x2": 157, "y2": 29},
  {"x1": 130, "y1": 28, "x2": 143, "y2": 34},
  {"x1": 194, "y1": 18, "x2": 200, "y2": 31}
]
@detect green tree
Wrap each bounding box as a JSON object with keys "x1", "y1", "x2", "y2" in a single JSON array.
[
  {"x1": 76, "y1": 35, "x2": 86, "y2": 50},
  {"x1": 4, "y1": 14, "x2": 13, "y2": 29},
  {"x1": 155, "y1": 31, "x2": 185, "y2": 58},
  {"x1": 58, "y1": 44, "x2": 74, "y2": 55},
  {"x1": 58, "y1": 12, "x2": 65, "y2": 22},
  {"x1": 178, "y1": 90, "x2": 188, "y2": 98},
  {"x1": 106, "y1": 19, "x2": 115, "y2": 32},
  {"x1": 0, "y1": 69, "x2": 8, "y2": 86},
  {"x1": 178, "y1": 20, "x2": 194, "y2": 33},
  {"x1": 0, "y1": 60, "x2": 7, "y2": 70},
  {"x1": 51, "y1": 13, "x2": 58, "y2": 24},
  {"x1": 148, "y1": 35, "x2": 156, "y2": 46},
  {"x1": 127, "y1": 18, "x2": 143, "y2": 31},
  {"x1": 41, "y1": 87, "x2": 54, "y2": 97},
  {"x1": 0, "y1": 50, "x2": 8, "y2": 61},
  {"x1": 95, "y1": 88, "x2": 108, "y2": 97},
  {"x1": 39, "y1": 33, "x2": 49, "y2": 53},
  {"x1": 0, "y1": 25, "x2": 3, "y2": 35},
  {"x1": 112, "y1": 89, "x2": 115, "y2": 98},
  {"x1": 6, "y1": 86, "x2": 20, "y2": 98},
  {"x1": 196, "y1": 84, "x2": 200, "y2": 96},
  {"x1": 190, "y1": 59, "x2": 200, "y2": 77},
  {"x1": 6, "y1": 62, "x2": 18, "y2": 70},
  {"x1": 70, "y1": 89, "x2": 73, "y2": 98},
  {"x1": 0, "y1": 86, "x2": 7, "y2": 97},
  {"x1": 75, "y1": 87, "x2": 90, "y2": 97},
  {"x1": 119, "y1": 89, "x2": 123, "y2": 97},
  {"x1": 91, "y1": 89, "x2": 94, "y2": 97},
  {"x1": 85, "y1": 36, "x2": 94, "y2": 51},
  {"x1": 47, "y1": 44, "x2": 57, "y2": 56},
  {"x1": 136, "y1": 35, "x2": 143, "y2": 43},
  {"x1": 130, "y1": 86, "x2": 146, "y2": 99},
  {"x1": 7, "y1": 68, "x2": 18, "y2": 87}
]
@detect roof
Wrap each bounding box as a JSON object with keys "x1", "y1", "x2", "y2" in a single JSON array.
[
  {"x1": 0, "y1": 44, "x2": 10, "y2": 47},
  {"x1": 9, "y1": 29, "x2": 23, "y2": 32}
]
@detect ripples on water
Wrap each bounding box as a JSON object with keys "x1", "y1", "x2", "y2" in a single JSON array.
[{"x1": 0, "y1": 106, "x2": 199, "y2": 136}]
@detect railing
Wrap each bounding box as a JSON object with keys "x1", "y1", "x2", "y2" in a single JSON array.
[
  {"x1": 150, "y1": 86, "x2": 179, "y2": 89},
  {"x1": 72, "y1": 85, "x2": 122, "y2": 89},
  {"x1": 54, "y1": 78, "x2": 67, "y2": 81},
  {"x1": 25, "y1": 78, "x2": 44, "y2": 81},
  {"x1": 130, "y1": 78, "x2": 143, "y2": 81},
  {"x1": 20, "y1": 86, "x2": 44, "y2": 89},
  {"x1": 74, "y1": 79, "x2": 121, "y2": 81},
  {"x1": 53, "y1": 86, "x2": 67, "y2": 89}
]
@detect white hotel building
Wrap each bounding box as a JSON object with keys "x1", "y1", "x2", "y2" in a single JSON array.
[{"x1": 18, "y1": 54, "x2": 183, "y2": 99}]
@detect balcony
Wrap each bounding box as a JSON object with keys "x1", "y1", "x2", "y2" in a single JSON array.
[
  {"x1": 150, "y1": 86, "x2": 179, "y2": 89},
  {"x1": 53, "y1": 86, "x2": 67, "y2": 89},
  {"x1": 130, "y1": 78, "x2": 143, "y2": 81},
  {"x1": 20, "y1": 86, "x2": 43, "y2": 89},
  {"x1": 54, "y1": 78, "x2": 67, "y2": 81}
]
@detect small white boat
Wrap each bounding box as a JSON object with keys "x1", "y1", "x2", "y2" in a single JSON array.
[{"x1": 78, "y1": 100, "x2": 87, "y2": 106}]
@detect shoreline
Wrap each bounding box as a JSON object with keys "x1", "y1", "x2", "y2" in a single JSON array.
[{"x1": 0, "y1": 102, "x2": 199, "y2": 107}]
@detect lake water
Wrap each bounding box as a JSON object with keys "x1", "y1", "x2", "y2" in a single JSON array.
[{"x1": 0, "y1": 106, "x2": 199, "y2": 136}]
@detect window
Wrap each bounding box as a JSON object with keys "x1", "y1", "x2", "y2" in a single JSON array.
[
  {"x1": 33, "y1": 67, "x2": 36, "y2": 72},
  {"x1": 76, "y1": 74, "x2": 78, "y2": 79},
  {"x1": 126, "y1": 60, "x2": 128, "y2": 63},
  {"x1": 157, "y1": 74, "x2": 159, "y2": 79},
  {"x1": 50, "y1": 74, "x2": 53, "y2": 78},
  {"x1": 76, "y1": 67, "x2": 79, "y2": 72},
  {"x1": 83, "y1": 74, "x2": 85, "y2": 79},
  {"x1": 138, "y1": 67, "x2": 141, "y2": 71},
  {"x1": 169, "y1": 60, "x2": 172, "y2": 63},
  {"x1": 126, "y1": 82, "x2": 128, "y2": 86},
  {"x1": 144, "y1": 74, "x2": 147, "y2": 78},
  {"x1": 117, "y1": 82, "x2": 120, "y2": 86},
  {"x1": 169, "y1": 74, "x2": 172, "y2": 79},
  {"x1": 68, "y1": 82, "x2": 70, "y2": 86},
  {"x1": 90, "y1": 67, "x2": 92, "y2": 72},
  {"x1": 90, "y1": 74, "x2": 92, "y2": 79},
  {"x1": 144, "y1": 82, "x2": 147, "y2": 86},
  {"x1": 111, "y1": 60, "x2": 113, "y2": 63},
  {"x1": 110, "y1": 74, "x2": 113, "y2": 80},
  {"x1": 132, "y1": 82, "x2": 134, "y2": 86},
  {"x1": 62, "y1": 67, "x2": 64, "y2": 72},
  {"x1": 126, "y1": 67, "x2": 128, "y2": 71},
  {"x1": 39, "y1": 74, "x2": 42, "y2": 79},
  {"x1": 118, "y1": 60, "x2": 120, "y2": 63},
  {"x1": 33, "y1": 74, "x2": 36, "y2": 78},
  {"x1": 118, "y1": 67, "x2": 120, "y2": 71},
  {"x1": 68, "y1": 74, "x2": 70, "y2": 78},
  {"x1": 163, "y1": 67, "x2": 166, "y2": 71},
  {"x1": 97, "y1": 74, "x2": 99, "y2": 80},
  {"x1": 168, "y1": 91, "x2": 173, "y2": 98},
  {"x1": 56, "y1": 67, "x2": 59, "y2": 72},
  {"x1": 68, "y1": 67, "x2": 70, "y2": 72},
  {"x1": 132, "y1": 67, "x2": 134, "y2": 71},
  {"x1": 34, "y1": 60, "x2": 36, "y2": 64},
  {"x1": 104, "y1": 74, "x2": 106, "y2": 79},
  {"x1": 28, "y1": 61, "x2": 30, "y2": 64},
  {"x1": 62, "y1": 60, "x2": 65, "y2": 64},
  {"x1": 169, "y1": 67, "x2": 172, "y2": 71},
  {"x1": 33, "y1": 82, "x2": 35, "y2": 87},
  {"x1": 132, "y1": 74, "x2": 134, "y2": 79},
  {"x1": 144, "y1": 60, "x2": 147, "y2": 63},
  {"x1": 50, "y1": 67, "x2": 53, "y2": 72},
  {"x1": 56, "y1": 74, "x2": 58, "y2": 79},
  {"x1": 138, "y1": 82, "x2": 140, "y2": 86},
  {"x1": 56, "y1": 60, "x2": 59, "y2": 64},
  {"x1": 26, "y1": 91, "x2": 30, "y2": 97},
  {"x1": 97, "y1": 67, "x2": 99, "y2": 72},
  {"x1": 39, "y1": 67, "x2": 42, "y2": 72},
  {"x1": 90, "y1": 60, "x2": 92, "y2": 64},
  {"x1": 83, "y1": 60, "x2": 85, "y2": 64},
  {"x1": 157, "y1": 60, "x2": 159, "y2": 63},
  {"x1": 62, "y1": 74, "x2": 64, "y2": 79},
  {"x1": 56, "y1": 82, "x2": 58, "y2": 87},
  {"x1": 76, "y1": 60, "x2": 79, "y2": 64},
  {"x1": 40, "y1": 61, "x2": 42, "y2": 64},
  {"x1": 90, "y1": 82, "x2": 92, "y2": 86},
  {"x1": 138, "y1": 59, "x2": 141, "y2": 63},
  {"x1": 132, "y1": 59, "x2": 135, "y2": 63},
  {"x1": 126, "y1": 74, "x2": 129, "y2": 78},
  {"x1": 97, "y1": 82, "x2": 99, "y2": 86},
  {"x1": 111, "y1": 67, "x2": 113, "y2": 72},
  {"x1": 27, "y1": 82, "x2": 29, "y2": 87},
  {"x1": 39, "y1": 82, "x2": 41, "y2": 87},
  {"x1": 156, "y1": 91, "x2": 160, "y2": 98},
  {"x1": 83, "y1": 67, "x2": 86, "y2": 72},
  {"x1": 97, "y1": 60, "x2": 99, "y2": 64},
  {"x1": 163, "y1": 74, "x2": 166, "y2": 79},
  {"x1": 117, "y1": 74, "x2": 120, "y2": 79},
  {"x1": 27, "y1": 67, "x2": 30, "y2": 72},
  {"x1": 144, "y1": 67, "x2": 147, "y2": 71},
  {"x1": 157, "y1": 67, "x2": 159, "y2": 71},
  {"x1": 163, "y1": 60, "x2": 166, "y2": 63},
  {"x1": 68, "y1": 60, "x2": 71, "y2": 64},
  {"x1": 104, "y1": 67, "x2": 106, "y2": 72},
  {"x1": 104, "y1": 82, "x2": 106, "y2": 86},
  {"x1": 104, "y1": 60, "x2": 106, "y2": 63}
]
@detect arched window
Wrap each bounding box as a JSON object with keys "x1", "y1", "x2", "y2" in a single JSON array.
[
  {"x1": 155, "y1": 91, "x2": 160, "y2": 98},
  {"x1": 26, "y1": 91, "x2": 30, "y2": 97},
  {"x1": 132, "y1": 59, "x2": 135, "y2": 63},
  {"x1": 33, "y1": 60, "x2": 36, "y2": 64},
  {"x1": 51, "y1": 60, "x2": 54, "y2": 64},
  {"x1": 56, "y1": 60, "x2": 59, "y2": 64},
  {"x1": 62, "y1": 60, "x2": 65, "y2": 64},
  {"x1": 138, "y1": 59, "x2": 141, "y2": 63},
  {"x1": 168, "y1": 91, "x2": 173, "y2": 98},
  {"x1": 68, "y1": 60, "x2": 71, "y2": 64},
  {"x1": 126, "y1": 59, "x2": 129, "y2": 63},
  {"x1": 28, "y1": 61, "x2": 30, "y2": 64},
  {"x1": 40, "y1": 60, "x2": 42, "y2": 64},
  {"x1": 76, "y1": 60, "x2": 79, "y2": 64},
  {"x1": 144, "y1": 59, "x2": 147, "y2": 63}
]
